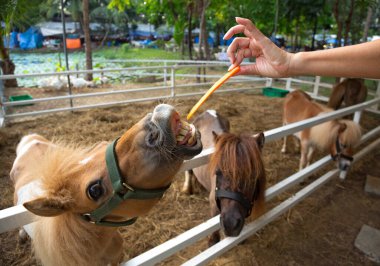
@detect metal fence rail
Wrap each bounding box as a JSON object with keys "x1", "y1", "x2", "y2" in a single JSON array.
[
  {"x1": 0, "y1": 60, "x2": 380, "y2": 265},
  {"x1": 1, "y1": 60, "x2": 380, "y2": 126}
]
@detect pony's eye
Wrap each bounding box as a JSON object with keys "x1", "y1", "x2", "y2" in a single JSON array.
[{"x1": 87, "y1": 180, "x2": 104, "y2": 201}]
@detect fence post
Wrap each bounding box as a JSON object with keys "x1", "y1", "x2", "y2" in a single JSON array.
[
  {"x1": 286, "y1": 78, "x2": 292, "y2": 90},
  {"x1": 170, "y1": 66, "x2": 175, "y2": 98},
  {"x1": 266, "y1": 78, "x2": 273, "y2": 87},
  {"x1": 313, "y1": 76, "x2": 321, "y2": 97},
  {"x1": 353, "y1": 111, "x2": 362, "y2": 123},
  {"x1": 164, "y1": 61, "x2": 167, "y2": 86}
]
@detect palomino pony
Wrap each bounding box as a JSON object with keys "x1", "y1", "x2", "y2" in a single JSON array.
[
  {"x1": 182, "y1": 110, "x2": 266, "y2": 246},
  {"x1": 328, "y1": 78, "x2": 367, "y2": 110},
  {"x1": 282, "y1": 90, "x2": 362, "y2": 178},
  {"x1": 10, "y1": 104, "x2": 202, "y2": 266}
]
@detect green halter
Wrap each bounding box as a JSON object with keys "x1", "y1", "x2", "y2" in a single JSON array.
[{"x1": 82, "y1": 138, "x2": 170, "y2": 227}]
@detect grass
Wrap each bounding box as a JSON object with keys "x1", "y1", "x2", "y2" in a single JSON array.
[{"x1": 94, "y1": 46, "x2": 187, "y2": 61}]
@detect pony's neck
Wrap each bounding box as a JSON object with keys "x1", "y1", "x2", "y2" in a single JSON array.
[{"x1": 33, "y1": 213, "x2": 117, "y2": 266}]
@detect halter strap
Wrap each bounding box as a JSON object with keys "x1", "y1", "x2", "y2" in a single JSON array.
[
  {"x1": 214, "y1": 170, "x2": 259, "y2": 218},
  {"x1": 215, "y1": 188, "x2": 253, "y2": 216},
  {"x1": 331, "y1": 137, "x2": 353, "y2": 162},
  {"x1": 82, "y1": 138, "x2": 170, "y2": 227}
]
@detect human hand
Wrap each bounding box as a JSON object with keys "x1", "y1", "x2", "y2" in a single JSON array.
[{"x1": 223, "y1": 17, "x2": 293, "y2": 78}]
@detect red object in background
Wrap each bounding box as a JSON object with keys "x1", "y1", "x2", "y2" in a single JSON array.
[{"x1": 66, "y1": 38, "x2": 81, "y2": 49}]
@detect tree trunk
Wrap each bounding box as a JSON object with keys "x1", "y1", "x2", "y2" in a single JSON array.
[
  {"x1": 311, "y1": 15, "x2": 318, "y2": 50},
  {"x1": 294, "y1": 17, "x2": 300, "y2": 52},
  {"x1": 198, "y1": 1, "x2": 205, "y2": 60},
  {"x1": 83, "y1": 0, "x2": 93, "y2": 81},
  {"x1": 362, "y1": 7, "x2": 372, "y2": 42},
  {"x1": 343, "y1": 0, "x2": 355, "y2": 46},
  {"x1": 333, "y1": 0, "x2": 343, "y2": 47},
  {"x1": 0, "y1": 41, "x2": 18, "y2": 87},
  {"x1": 187, "y1": 3, "x2": 193, "y2": 60}
]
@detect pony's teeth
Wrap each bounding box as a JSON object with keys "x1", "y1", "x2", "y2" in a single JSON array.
[
  {"x1": 188, "y1": 135, "x2": 195, "y2": 145},
  {"x1": 179, "y1": 128, "x2": 188, "y2": 136},
  {"x1": 190, "y1": 124, "x2": 196, "y2": 137},
  {"x1": 176, "y1": 135, "x2": 185, "y2": 141}
]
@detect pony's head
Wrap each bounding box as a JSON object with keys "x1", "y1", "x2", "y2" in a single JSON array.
[
  {"x1": 23, "y1": 104, "x2": 203, "y2": 225},
  {"x1": 330, "y1": 120, "x2": 362, "y2": 179},
  {"x1": 210, "y1": 132, "x2": 266, "y2": 237}
]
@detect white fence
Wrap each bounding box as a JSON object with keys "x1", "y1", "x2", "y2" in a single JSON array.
[
  {"x1": 0, "y1": 60, "x2": 380, "y2": 264},
  {"x1": 0, "y1": 97, "x2": 379, "y2": 265},
  {"x1": 1, "y1": 60, "x2": 379, "y2": 126}
]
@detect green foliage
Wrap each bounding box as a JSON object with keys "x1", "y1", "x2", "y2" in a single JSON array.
[
  {"x1": 154, "y1": 39, "x2": 165, "y2": 49},
  {"x1": 108, "y1": 0, "x2": 131, "y2": 12},
  {"x1": 121, "y1": 43, "x2": 131, "y2": 52}
]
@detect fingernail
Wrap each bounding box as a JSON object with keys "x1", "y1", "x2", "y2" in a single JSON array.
[{"x1": 228, "y1": 65, "x2": 233, "y2": 71}]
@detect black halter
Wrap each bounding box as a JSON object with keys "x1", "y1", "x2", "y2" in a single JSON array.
[
  {"x1": 214, "y1": 170, "x2": 260, "y2": 218},
  {"x1": 331, "y1": 137, "x2": 354, "y2": 162}
]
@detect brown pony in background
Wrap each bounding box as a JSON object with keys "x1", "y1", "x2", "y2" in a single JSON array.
[
  {"x1": 328, "y1": 78, "x2": 367, "y2": 110},
  {"x1": 282, "y1": 90, "x2": 362, "y2": 178},
  {"x1": 10, "y1": 104, "x2": 202, "y2": 266},
  {"x1": 182, "y1": 110, "x2": 266, "y2": 246}
]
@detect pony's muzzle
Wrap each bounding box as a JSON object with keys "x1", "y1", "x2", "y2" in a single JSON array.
[
  {"x1": 338, "y1": 158, "x2": 352, "y2": 180},
  {"x1": 220, "y1": 211, "x2": 244, "y2": 237}
]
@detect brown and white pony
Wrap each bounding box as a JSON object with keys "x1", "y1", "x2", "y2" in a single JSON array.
[
  {"x1": 182, "y1": 110, "x2": 266, "y2": 246},
  {"x1": 328, "y1": 78, "x2": 367, "y2": 110},
  {"x1": 10, "y1": 104, "x2": 202, "y2": 266},
  {"x1": 282, "y1": 90, "x2": 362, "y2": 178}
]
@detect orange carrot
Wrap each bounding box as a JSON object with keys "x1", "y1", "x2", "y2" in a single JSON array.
[{"x1": 187, "y1": 66, "x2": 240, "y2": 120}]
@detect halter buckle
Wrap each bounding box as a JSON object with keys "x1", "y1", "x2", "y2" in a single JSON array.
[
  {"x1": 82, "y1": 213, "x2": 96, "y2": 224},
  {"x1": 122, "y1": 182, "x2": 135, "y2": 191}
]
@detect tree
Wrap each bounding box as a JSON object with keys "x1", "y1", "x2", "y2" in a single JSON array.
[{"x1": 0, "y1": 0, "x2": 42, "y2": 87}]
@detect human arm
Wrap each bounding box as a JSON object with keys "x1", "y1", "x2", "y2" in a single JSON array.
[
  {"x1": 224, "y1": 17, "x2": 380, "y2": 79},
  {"x1": 289, "y1": 41, "x2": 380, "y2": 78}
]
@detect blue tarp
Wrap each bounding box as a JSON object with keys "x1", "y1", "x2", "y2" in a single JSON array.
[
  {"x1": 18, "y1": 27, "x2": 43, "y2": 50},
  {"x1": 3, "y1": 31, "x2": 19, "y2": 48}
]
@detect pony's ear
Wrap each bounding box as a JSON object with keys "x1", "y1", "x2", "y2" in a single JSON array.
[
  {"x1": 338, "y1": 123, "x2": 347, "y2": 133},
  {"x1": 212, "y1": 131, "x2": 220, "y2": 142},
  {"x1": 254, "y1": 132, "x2": 265, "y2": 150},
  {"x1": 23, "y1": 197, "x2": 70, "y2": 217}
]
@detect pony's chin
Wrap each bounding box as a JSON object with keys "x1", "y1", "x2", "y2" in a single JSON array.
[{"x1": 222, "y1": 224, "x2": 244, "y2": 237}]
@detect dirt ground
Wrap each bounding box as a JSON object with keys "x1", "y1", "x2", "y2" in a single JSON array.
[{"x1": 0, "y1": 91, "x2": 379, "y2": 266}]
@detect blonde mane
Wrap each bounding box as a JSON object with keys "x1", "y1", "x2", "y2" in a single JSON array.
[
  {"x1": 310, "y1": 118, "x2": 361, "y2": 150},
  {"x1": 339, "y1": 119, "x2": 362, "y2": 147}
]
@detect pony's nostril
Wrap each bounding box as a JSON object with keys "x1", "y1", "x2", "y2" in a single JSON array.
[
  {"x1": 145, "y1": 131, "x2": 161, "y2": 147},
  {"x1": 233, "y1": 218, "x2": 243, "y2": 230}
]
